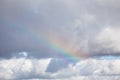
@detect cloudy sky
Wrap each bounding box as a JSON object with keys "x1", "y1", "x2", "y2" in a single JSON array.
[{"x1": 0, "y1": 0, "x2": 120, "y2": 79}]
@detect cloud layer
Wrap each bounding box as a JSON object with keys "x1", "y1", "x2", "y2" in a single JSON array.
[
  {"x1": 0, "y1": 0, "x2": 120, "y2": 58},
  {"x1": 0, "y1": 54, "x2": 120, "y2": 80}
]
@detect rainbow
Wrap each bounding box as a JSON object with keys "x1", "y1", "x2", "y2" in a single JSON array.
[{"x1": 1, "y1": 19, "x2": 83, "y2": 63}]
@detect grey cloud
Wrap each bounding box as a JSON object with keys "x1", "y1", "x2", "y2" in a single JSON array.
[
  {"x1": 0, "y1": 0, "x2": 120, "y2": 58},
  {"x1": 46, "y1": 58, "x2": 69, "y2": 73}
]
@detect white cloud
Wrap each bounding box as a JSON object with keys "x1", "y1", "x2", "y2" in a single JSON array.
[
  {"x1": 93, "y1": 26, "x2": 120, "y2": 53},
  {"x1": 0, "y1": 57, "x2": 51, "y2": 79},
  {"x1": 0, "y1": 56, "x2": 120, "y2": 79}
]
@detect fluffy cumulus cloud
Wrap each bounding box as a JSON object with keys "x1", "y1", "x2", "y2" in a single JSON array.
[
  {"x1": 0, "y1": 57, "x2": 51, "y2": 79},
  {"x1": 0, "y1": 52, "x2": 120, "y2": 80}
]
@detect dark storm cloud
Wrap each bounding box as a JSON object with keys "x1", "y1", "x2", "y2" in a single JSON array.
[{"x1": 0, "y1": 0, "x2": 120, "y2": 58}]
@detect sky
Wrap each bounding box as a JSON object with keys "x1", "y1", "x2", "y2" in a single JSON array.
[{"x1": 0, "y1": 0, "x2": 120, "y2": 79}]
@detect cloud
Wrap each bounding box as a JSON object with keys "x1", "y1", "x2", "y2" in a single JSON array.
[
  {"x1": 46, "y1": 58, "x2": 69, "y2": 73},
  {"x1": 0, "y1": 0, "x2": 120, "y2": 58},
  {"x1": 0, "y1": 57, "x2": 51, "y2": 79},
  {"x1": 92, "y1": 26, "x2": 120, "y2": 54},
  {"x1": 0, "y1": 54, "x2": 120, "y2": 80},
  {"x1": 1, "y1": 0, "x2": 120, "y2": 79}
]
